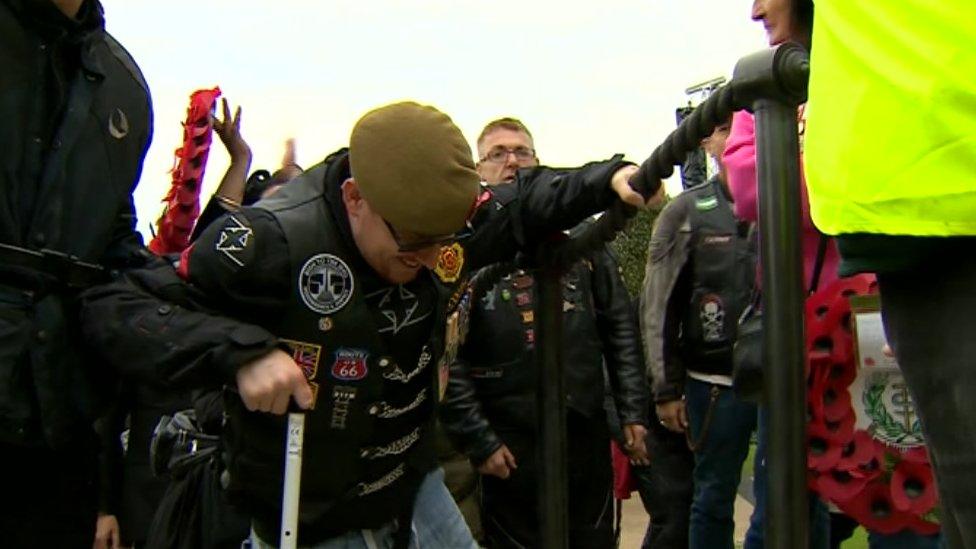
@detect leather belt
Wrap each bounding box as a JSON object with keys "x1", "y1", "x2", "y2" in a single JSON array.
[{"x1": 0, "y1": 242, "x2": 107, "y2": 291}]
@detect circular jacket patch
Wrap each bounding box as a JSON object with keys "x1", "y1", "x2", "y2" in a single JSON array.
[{"x1": 299, "y1": 254, "x2": 355, "y2": 314}]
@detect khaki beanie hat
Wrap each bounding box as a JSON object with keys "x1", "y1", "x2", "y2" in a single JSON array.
[{"x1": 349, "y1": 101, "x2": 480, "y2": 237}]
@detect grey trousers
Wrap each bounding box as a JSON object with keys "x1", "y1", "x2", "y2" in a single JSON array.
[{"x1": 879, "y1": 252, "x2": 976, "y2": 549}]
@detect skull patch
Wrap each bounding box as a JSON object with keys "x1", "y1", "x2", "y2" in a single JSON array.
[{"x1": 700, "y1": 294, "x2": 725, "y2": 342}]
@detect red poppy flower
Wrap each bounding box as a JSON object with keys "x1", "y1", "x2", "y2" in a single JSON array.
[
  {"x1": 172, "y1": 176, "x2": 205, "y2": 206},
  {"x1": 836, "y1": 430, "x2": 881, "y2": 473},
  {"x1": 821, "y1": 384, "x2": 854, "y2": 423},
  {"x1": 843, "y1": 480, "x2": 914, "y2": 535},
  {"x1": 824, "y1": 359, "x2": 857, "y2": 392},
  {"x1": 803, "y1": 275, "x2": 940, "y2": 535},
  {"x1": 808, "y1": 421, "x2": 843, "y2": 472},
  {"x1": 817, "y1": 468, "x2": 871, "y2": 502},
  {"x1": 184, "y1": 88, "x2": 221, "y2": 135},
  {"x1": 823, "y1": 409, "x2": 856, "y2": 446},
  {"x1": 890, "y1": 459, "x2": 938, "y2": 515}
]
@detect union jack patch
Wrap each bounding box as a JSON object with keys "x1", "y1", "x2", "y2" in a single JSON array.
[{"x1": 280, "y1": 339, "x2": 322, "y2": 381}]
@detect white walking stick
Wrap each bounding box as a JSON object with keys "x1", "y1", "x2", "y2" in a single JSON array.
[{"x1": 280, "y1": 412, "x2": 305, "y2": 549}]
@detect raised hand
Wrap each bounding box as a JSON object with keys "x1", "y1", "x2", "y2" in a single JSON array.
[{"x1": 212, "y1": 98, "x2": 251, "y2": 162}]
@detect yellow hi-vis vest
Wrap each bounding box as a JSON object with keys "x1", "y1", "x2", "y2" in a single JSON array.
[{"x1": 804, "y1": 1, "x2": 976, "y2": 237}]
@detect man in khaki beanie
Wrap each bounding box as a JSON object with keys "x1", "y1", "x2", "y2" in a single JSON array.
[{"x1": 81, "y1": 101, "x2": 657, "y2": 549}]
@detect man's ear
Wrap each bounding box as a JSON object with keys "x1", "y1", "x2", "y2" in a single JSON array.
[
  {"x1": 341, "y1": 178, "x2": 362, "y2": 215},
  {"x1": 474, "y1": 161, "x2": 484, "y2": 177}
]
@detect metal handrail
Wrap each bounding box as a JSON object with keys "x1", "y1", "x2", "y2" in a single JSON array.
[{"x1": 533, "y1": 41, "x2": 811, "y2": 549}]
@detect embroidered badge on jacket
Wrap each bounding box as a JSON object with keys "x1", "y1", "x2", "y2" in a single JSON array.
[
  {"x1": 695, "y1": 195, "x2": 719, "y2": 211},
  {"x1": 280, "y1": 339, "x2": 322, "y2": 380},
  {"x1": 700, "y1": 294, "x2": 726, "y2": 342},
  {"x1": 299, "y1": 253, "x2": 355, "y2": 314},
  {"x1": 108, "y1": 108, "x2": 129, "y2": 139},
  {"x1": 330, "y1": 386, "x2": 357, "y2": 429},
  {"x1": 331, "y1": 348, "x2": 369, "y2": 381},
  {"x1": 434, "y1": 243, "x2": 464, "y2": 283},
  {"x1": 368, "y1": 285, "x2": 432, "y2": 335},
  {"x1": 214, "y1": 215, "x2": 254, "y2": 268}
]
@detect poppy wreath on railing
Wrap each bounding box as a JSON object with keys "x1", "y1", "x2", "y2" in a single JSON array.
[
  {"x1": 804, "y1": 274, "x2": 940, "y2": 535},
  {"x1": 148, "y1": 87, "x2": 222, "y2": 255}
]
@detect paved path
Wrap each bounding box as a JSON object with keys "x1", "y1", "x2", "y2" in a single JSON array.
[{"x1": 617, "y1": 494, "x2": 755, "y2": 548}]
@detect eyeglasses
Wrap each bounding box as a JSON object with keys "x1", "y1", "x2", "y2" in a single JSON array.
[
  {"x1": 383, "y1": 218, "x2": 472, "y2": 253},
  {"x1": 480, "y1": 146, "x2": 536, "y2": 164}
]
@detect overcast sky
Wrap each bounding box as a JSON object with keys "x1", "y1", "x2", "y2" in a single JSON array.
[{"x1": 101, "y1": 0, "x2": 767, "y2": 238}]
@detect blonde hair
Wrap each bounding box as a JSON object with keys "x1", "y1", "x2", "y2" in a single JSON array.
[{"x1": 476, "y1": 117, "x2": 533, "y2": 148}]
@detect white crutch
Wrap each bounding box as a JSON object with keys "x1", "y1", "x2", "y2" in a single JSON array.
[{"x1": 280, "y1": 412, "x2": 305, "y2": 549}]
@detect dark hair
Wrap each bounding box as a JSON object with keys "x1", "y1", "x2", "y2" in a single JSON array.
[
  {"x1": 793, "y1": 0, "x2": 814, "y2": 46},
  {"x1": 241, "y1": 164, "x2": 304, "y2": 205},
  {"x1": 242, "y1": 170, "x2": 273, "y2": 206}
]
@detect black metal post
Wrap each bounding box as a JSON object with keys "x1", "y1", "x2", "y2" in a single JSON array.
[
  {"x1": 536, "y1": 263, "x2": 568, "y2": 549},
  {"x1": 754, "y1": 99, "x2": 807, "y2": 549},
  {"x1": 526, "y1": 41, "x2": 810, "y2": 549}
]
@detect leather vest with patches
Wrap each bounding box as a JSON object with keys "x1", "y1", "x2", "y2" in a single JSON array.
[
  {"x1": 679, "y1": 179, "x2": 755, "y2": 370},
  {"x1": 462, "y1": 260, "x2": 605, "y2": 431},
  {"x1": 223, "y1": 159, "x2": 460, "y2": 537}
]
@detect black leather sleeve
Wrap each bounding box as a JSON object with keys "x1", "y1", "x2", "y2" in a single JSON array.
[
  {"x1": 592, "y1": 246, "x2": 649, "y2": 427},
  {"x1": 463, "y1": 156, "x2": 632, "y2": 271},
  {"x1": 438, "y1": 356, "x2": 504, "y2": 466},
  {"x1": 516, "y1": 156, "x2": 630, "y2": 246},
  {"x1": 80, "y1": 256, "x2": 279, "y2": 388},
  {"x1": 639, "y1": 197, "x2": 693, "y2": 403},
  {"x1": 80, "y1": 208, "x2": 292, "y2": 389}
]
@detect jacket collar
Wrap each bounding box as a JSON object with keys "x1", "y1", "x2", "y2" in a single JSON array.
[{"x1": 7, "y1": 0, "x2": 106, "y2": 75}]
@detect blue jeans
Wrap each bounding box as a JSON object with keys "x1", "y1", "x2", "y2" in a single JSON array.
[
  {"x1": 685, "y1": 378, "x2": 757, "y2": 549},
  {"x1": 745, "y1": 407, "x2": 830, "y2": 549},
  {"x1": 249, "y1": 468, "x2": 477, "y2": 549}
]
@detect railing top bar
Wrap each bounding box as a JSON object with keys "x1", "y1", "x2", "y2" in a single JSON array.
[{"x1": 540, "y1": 42, "x2": 809, "y2": 272}]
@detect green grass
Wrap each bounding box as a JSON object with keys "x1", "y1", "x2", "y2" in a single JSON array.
[
  {"x1": 844, "y1": 526, "x2": 869, "y2": 548},
  {"x1": 742, "y1": 439, "x2": 756, "y2": 488}
]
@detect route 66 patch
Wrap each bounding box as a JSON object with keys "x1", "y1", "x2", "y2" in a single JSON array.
[{"x1": 331, "y1": 348, "x2": 369, "y2": 381}]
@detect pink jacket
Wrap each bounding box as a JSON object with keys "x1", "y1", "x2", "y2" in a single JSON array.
[{"x1": 723, "y1": 110, "x2": 841, "y2": 289}]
